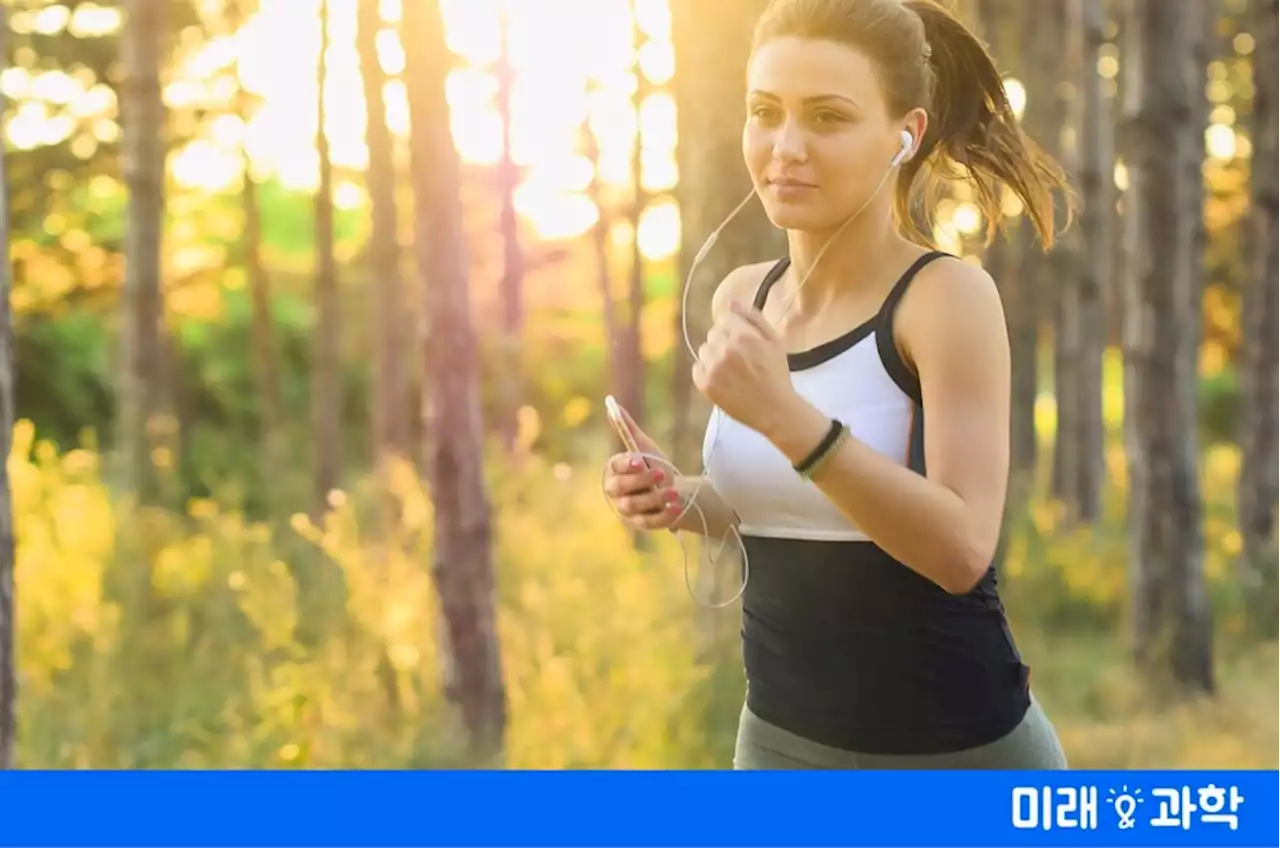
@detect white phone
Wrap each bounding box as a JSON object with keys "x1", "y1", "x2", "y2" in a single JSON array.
[{"x1": 604, "y1": 395, "x2": 642, "y2": 455}]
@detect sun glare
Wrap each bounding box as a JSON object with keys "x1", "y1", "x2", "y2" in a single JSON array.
[
  {"x1": 8, "y1": 0, "x2": 1053, "y2": 265},
  {"x1": 140, "y1": 0, "x2": 679, "y2": 258}
]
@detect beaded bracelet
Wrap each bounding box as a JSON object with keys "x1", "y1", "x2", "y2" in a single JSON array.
[{"x1": 793, "y1": 418, "x2": 850, "y2": 479}]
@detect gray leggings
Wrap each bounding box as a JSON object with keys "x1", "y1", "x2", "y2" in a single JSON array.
[{"x1": 733, "y1": 696, "x2": 1068, "y2": 769}]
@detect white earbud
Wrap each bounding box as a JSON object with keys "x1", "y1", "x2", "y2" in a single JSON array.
[{"x1": 891, "y1": 129, "x2": 915, "y2": 168}]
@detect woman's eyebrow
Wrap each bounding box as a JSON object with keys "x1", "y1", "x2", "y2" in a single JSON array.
[{"x1": 747, "y1": 90, "x2": 860, "y2": 109}]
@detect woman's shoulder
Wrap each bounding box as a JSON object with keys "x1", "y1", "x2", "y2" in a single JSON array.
[
  {"x1": 710, "y1": 259, "x2": 785, "y2": 322},
  {"x1": 893, "y1": 252, "x2": 1007, "y2": 370},
  {"x1": 897, "y1": 253, "x2": 1003, "y2": 332}
]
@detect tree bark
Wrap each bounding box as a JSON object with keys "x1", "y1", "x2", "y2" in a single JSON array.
[
  {"x1": 1238, "y1": 0, "x2": 1278, "y2": 620},
  {"x1": 582, "y1": 102, "x2": 622, "y2": 414},
  {"x1": 1065, "y1": 0, "x2": 1110, "y2": 522},
  {"x1": 976, "y1": 0, "x2": 1029, "y2": 575},
  {"x1": 620, "y1": 3, "x2": 650, "y2": 440},
  {"x1": 1123, "y1": 0, "x2": 1214, "y2": 693},
  {"x1": 978, "y1": 0, "x2": 1037, "y2": 487},
  {"x1": 119, "y1": 0, "x2": 166, "y2": 504},
  {"x1": 0, "y1": 5, "x2": 17, "y2": 769},
  {"x1": 1007, "y1": 0, "x2": 1051, "y2": 483},
  {"x1": 403, "y1": 0, "x2": 507, "y2": 759},
  {"x1": 232, "y1": 0, "x2": 284, "y2": 506},
  {"x1": 495, "y1": 9, "x2": 525, "y2": 452},
  {"x1": 1031, "y1": 0, "x2": 1076, "y2": 505},
  {"x1": 312, "y1": 0, "x2": 342, "y2": 517},
  {"x1": 357, "y1": 0, "x2": 409, "y2": 465}
]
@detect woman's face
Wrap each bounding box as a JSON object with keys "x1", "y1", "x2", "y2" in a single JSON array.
[{"x1": 743, "y1": 36, "x2": 916, "y2": 231}]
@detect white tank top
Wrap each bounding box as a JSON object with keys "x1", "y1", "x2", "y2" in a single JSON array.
[{"x1": 702, "y1": 252, "x2": 946, "y2": 541}]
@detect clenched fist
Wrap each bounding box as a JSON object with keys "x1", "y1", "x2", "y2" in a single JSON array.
[{"x1": 692, "y1": 300, "x2": 800, "y2": 437}]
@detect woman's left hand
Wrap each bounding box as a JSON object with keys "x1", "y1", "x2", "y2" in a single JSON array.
[{"x1": 692, "y1": 300, "x2": 800, "y2": 437}]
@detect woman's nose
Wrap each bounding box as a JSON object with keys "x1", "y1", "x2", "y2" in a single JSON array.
[{"x1": 773, "y1": 118, "x2": 808, "y2": 163}]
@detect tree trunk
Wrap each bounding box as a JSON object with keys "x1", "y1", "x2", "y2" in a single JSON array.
[
  {"x1": 669, "y1": 0, "x2": 783, "y2": 470},
  {"x1": 356, "y1": 0, "x2": 410, "y2": 712},
  {"x1": 1066, "y1": 0, "x2": 1110, "y2": 522},
  {"x1": 621, "y1": 3, "x2": 650, "y2": 439},
  {"x1": 357, "y1": 0, "x2": 408, "y2": 466},
  {"x1": 312, "y1": 0, "x2": 341, "y2": 517},
  {"x1": 495, "y1": 9, "x2": 525, "y2": 452},
  {"x1": 1109, "y1": 8, "x2": 1127, "y2": 347},
  {"x1": 979, "y1": 0, "x2": 1037, "y2": 483},
  {"x1": 1005, "y1": 0, "x2": 1049, "y2": 484},
  {"x1": 1031, "y1": 0, "x2": 1074, "y2": 504},
  {"x1": 233, "y1": 0, "x2": 284, "y2": 506},
  {"x1": 1238, "y1": 0, "x2": 1278, "y2": 621},
  {"x1": 119, "y1": 0, "x2": 166, "y2": 504},
  {"x1": 582, "y1": 104, "x2": 623, "y2": 425},
  {"x1": 403, "y1": 0, "x2": 507, "y2": 759},
  {"x1": 0, "y1": 5, "x2": 17, "y2": 768},
  {"x1": 976, "y1": 0, "x2": 1029, "y2": 572},
  {"x1": 1123, "y1": 0, "x2": 1214, "y2": 693},
  {"x1": 1117, "y1": 0, "x2": 1149, "y2": 666}
]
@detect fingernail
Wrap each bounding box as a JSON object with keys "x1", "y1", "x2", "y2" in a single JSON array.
[
  {"x1": 630, "y1": 458, "x2": 643, "y2": 470},
  {"x1": 652, "y1": 469, "x2": 666, "y2": 483},
  {"x1": 664, "y1": 488, "x2": 680, "y2": 502}
]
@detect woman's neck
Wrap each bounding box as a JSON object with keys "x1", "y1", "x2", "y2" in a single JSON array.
[{"x1": 781, "y1": 211, "x2": 907, "y2": 318}]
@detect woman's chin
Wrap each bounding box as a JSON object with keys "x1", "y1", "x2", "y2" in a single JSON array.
[{"x1": 762, "y1": 201, "x2": 836, "y2": 232}]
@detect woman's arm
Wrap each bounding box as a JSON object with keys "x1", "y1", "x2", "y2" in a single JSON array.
[
  {"x1": 759, "y1": 261, "x2": 1011, "y2": 594},
  {"x1": 663, "y1": 261, "x2": 777, "y2": 539},
  {"x1": 671, "y1": 474, "x2": 740, "y2": 537}
]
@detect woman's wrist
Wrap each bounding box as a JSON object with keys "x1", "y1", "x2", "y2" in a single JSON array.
[
  {"x1": 671, "y1": 476, "x2": 738, "y2": 535},
  {"x1": 762, "y1": 396, "x2": 834, "y2": 466}
]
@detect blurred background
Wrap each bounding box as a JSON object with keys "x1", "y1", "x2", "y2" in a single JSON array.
[{"x1": 0, "y1": 0, "x2": 1275, "y2": 770}]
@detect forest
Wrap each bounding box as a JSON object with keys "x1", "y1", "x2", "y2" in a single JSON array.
[{"x1": 0, "y1": 0, "x2": 1275, "y2": 769}]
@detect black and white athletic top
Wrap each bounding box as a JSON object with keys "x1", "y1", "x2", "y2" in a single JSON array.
[{"x1": 703, "y1": 251, "x2": 1032, "y2": 756}]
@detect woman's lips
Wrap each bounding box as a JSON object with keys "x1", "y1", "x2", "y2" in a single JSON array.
[{"x1": 768, "y1": 177, "x2": 818, "y2": 198}]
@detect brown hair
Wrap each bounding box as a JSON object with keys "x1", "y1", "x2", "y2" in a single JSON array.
[{"x1": 751, "y1": 0, "x2": 1072, "y2": 249}]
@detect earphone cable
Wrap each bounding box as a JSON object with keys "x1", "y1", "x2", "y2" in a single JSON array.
[{"x1": 602, "y1": 133, "x2": 912, "y2": 609}]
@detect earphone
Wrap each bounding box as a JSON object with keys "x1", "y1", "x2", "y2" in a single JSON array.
[
  {"x1": 602, "y1": 127, "x2": 916, "y2": 609},
  {"x1": 891, "y1": 128, "x2": 914, "y2": 168}
]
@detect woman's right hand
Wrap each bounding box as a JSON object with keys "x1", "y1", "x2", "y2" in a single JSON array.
[{"x1": 603, "y1": 404, "x2": 685, "y2": 531}]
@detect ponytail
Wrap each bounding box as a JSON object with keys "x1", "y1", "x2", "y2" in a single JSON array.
[{"x1": 901, "y1": 0, "x2": 1072, "y2": 250}]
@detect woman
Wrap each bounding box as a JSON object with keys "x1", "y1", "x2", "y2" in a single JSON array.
[{"x1": 603, "y1": 0, "x2": 1072, "y2": 769}]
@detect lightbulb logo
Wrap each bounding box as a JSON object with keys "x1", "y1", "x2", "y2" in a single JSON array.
[{"x1": 1107, "y1": 786, "x2": 1144, "y2": 829}]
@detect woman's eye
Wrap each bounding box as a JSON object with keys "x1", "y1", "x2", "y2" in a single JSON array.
[
  {"x1": 812, "y1": 110, "x2": 845, "y2": 124},
  {"x1": 751, "y1": 106, "x2": 779, "y2": 121}
]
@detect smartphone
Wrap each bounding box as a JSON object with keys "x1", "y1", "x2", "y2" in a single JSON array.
[
  {"x1": 607, "y1": 396, "x2": 678, "y2": 518},
  {"x1": 604, "y1": 395, "x2": 642, "y2": 455}
]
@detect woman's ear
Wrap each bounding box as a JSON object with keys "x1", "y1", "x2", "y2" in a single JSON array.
[{"x1": 903, "y1": 108, "x2": 929, "y2": 158}]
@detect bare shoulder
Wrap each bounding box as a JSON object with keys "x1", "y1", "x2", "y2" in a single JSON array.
[
  {"x1": 895, "y1": 254, "x2": 1008, "y2": 368},
  {"x1": 710, "y1": 260, "x2": 782, "y2": 323}
]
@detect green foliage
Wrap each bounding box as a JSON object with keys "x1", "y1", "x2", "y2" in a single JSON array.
[
  {"x1": 14, "y1": 310, "x2": 116, "y2": 449},
  {"x1": 15, "y1": 291, "x2": 375, "y2": 518},
  {"x1": 255, "y1": 179, "x2": 369, "y2": 258}
]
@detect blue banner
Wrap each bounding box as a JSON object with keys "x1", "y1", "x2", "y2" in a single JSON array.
[{"x1": 0, "y1": 770, "x2": 1275, "y2": 847}]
